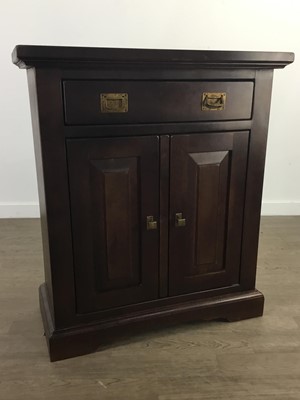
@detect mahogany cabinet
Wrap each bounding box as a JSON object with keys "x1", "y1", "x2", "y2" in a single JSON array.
[{"x1": 12, "y1": 45, "x2": 294, "y2": 361}]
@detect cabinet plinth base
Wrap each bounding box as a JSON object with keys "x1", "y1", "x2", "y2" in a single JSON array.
[{"x1": 39, "y1": 283, "x2": 264, "y2": 362}]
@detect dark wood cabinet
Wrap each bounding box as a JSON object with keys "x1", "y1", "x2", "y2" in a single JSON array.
[{"x1": 12, "y1": 45, "x2": 294, "y2": 361}]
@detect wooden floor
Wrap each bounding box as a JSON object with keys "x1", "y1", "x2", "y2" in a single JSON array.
[{"x1": 0, "y1": 217, "x2": 300, "y2": 399}]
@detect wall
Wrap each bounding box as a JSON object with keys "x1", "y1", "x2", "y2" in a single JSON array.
[{"x1": 0, "y1": 0, "x2": 299, "y2": 217}]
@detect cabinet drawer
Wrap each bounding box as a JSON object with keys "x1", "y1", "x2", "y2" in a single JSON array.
[{"x1": 63, "y1": 80, "x2": 254, "y2": 125}]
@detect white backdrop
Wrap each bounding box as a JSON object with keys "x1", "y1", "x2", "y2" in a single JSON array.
[{"x1": 0, "y1": 0, "x2": 299, "y2": 217}]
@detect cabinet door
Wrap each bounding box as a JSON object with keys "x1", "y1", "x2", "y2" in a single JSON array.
[
  {"x1": 169, "y1": 131, "x2": 249, "y2": 295},
  {"x1": 67, "y1": 136, "x2": 159, "y2": 313}
]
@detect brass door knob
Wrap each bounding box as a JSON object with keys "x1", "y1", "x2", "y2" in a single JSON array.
[
  {"x1": 175, "y1": 213, "x2": 186, "y2": 227},
  {"x1": 146, "y1": 216, "x2": 158, "y2": 230}
]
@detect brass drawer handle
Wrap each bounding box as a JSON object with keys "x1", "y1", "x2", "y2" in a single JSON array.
[
  {"x1": 202, "y1": 92, "x2": 226, "y2": 111},
  {"x1": 146, "y1": 216, "x2": 158, "y2": 230},
  {"x1": 175, "y1": 213, "x2": 186, "y2": 227},
  {"x1": 100, "y1": 93, "x2": 128, "y2": 113}
]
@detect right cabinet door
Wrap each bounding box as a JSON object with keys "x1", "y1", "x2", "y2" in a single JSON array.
[{"x1": 169, "y1": 131, "x2": 249, "y2": 295}]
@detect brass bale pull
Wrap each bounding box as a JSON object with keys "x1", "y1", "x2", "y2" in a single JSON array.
[
  {"x1": 146, "y1": 216, "x2": 158, "y2": 230},
  {"x1": 202, "y1": 92, "x2": 226, "y2": 111},
  {"x1": 175, "y1": 213, "x2": 186, "y2": 227},
  {"x1": 100, "y1": 93, "x2": 128, "y2": 113}
]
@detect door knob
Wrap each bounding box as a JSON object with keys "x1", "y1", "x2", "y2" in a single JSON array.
[
  {"x1": 175, "y1": 213, "x2": 186, "y2": 227},
  {"x1": 146, "y1": 216, "x2": 158, "y2": 230}
]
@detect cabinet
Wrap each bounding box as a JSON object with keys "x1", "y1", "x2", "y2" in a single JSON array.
[{"x1": 12, "y1": 45, "x2": 294, "y2": 361}]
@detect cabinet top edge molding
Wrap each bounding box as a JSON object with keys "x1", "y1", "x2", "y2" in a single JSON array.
[{"x1": 12, "y1": 45, "x2": 294, "y2": 70}]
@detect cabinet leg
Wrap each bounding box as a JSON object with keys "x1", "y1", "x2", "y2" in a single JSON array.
[{"x1": 224, "y1": 291, "x2": 264, "y2": 322}]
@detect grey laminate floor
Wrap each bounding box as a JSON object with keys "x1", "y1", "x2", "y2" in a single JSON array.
[{"x1": 0, "y1": 217, "x2": 300, "y2": 399}]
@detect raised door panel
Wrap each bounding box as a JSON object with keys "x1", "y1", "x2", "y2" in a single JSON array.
[
  {"x1": 190, "y1": 150, "x2": 229, "y2": 271},
  {"x1": 169, "y1": 131, "x2": 249, "y2": 295},
  {"x1": 89, "y1": 157, "x2": 139, "y2": 292},
  {"x1": 67, "y1": 136, "x2": 159, "y2": 313}
]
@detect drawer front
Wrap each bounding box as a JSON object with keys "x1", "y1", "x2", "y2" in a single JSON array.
[{"x1": 63, "y1": 80, "x2": 254, "y2": 125}]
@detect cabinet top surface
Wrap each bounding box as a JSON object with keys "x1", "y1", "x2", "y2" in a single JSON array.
[{"x1": 12, "y1": 45, "x2": 294, "y2": 70}]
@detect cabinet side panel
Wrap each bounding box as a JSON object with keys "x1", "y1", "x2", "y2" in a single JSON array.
[
  {"x1": 26, "y1": 68, "x2": 54, "y2": 319},
  {"x1": 29, "y1": 68, "x2": 77, "y2": 329},
  {"x1": 240, "y1": 70, "x2": 274, "y2": 289}
]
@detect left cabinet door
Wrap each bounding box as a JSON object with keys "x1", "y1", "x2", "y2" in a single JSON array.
[{"x1": 67, "y1": 136, "x2": 160, "y2": 313}]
